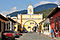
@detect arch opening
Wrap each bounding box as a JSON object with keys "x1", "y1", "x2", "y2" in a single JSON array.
[{"x1": 23, "y1": 20, "x2": 38, "y2": 32}]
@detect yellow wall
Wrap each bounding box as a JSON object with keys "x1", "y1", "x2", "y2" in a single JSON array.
[
  {"x1": 17, "y1": 14, "x2": 43, "y2": 32},
  {"x1": 7, "y1": 3, "x2": 44, "y2": 32}
]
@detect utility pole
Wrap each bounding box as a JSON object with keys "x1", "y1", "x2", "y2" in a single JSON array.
[{"x1": 21, "y1": 14, "x2": 23, "y2": 32}]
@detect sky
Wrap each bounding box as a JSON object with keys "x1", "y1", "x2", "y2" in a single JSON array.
[{"x1": 0, "y1": 0, "x2": 60, "y2": 12}]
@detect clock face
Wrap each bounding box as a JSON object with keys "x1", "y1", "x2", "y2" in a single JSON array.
[{"x1": 29, "y1": 9, "x2": 32, "y2": 13}]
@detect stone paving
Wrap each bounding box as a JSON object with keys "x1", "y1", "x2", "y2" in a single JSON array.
[{"x1": 17, "y1": 32, "x2": 54, "y2": 40}]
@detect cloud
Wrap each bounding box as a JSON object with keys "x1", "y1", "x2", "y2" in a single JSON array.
[
  {"x1": 34, "y1": 1, "x2": 59, "y2": 7},
  {"x1": 10, "y1": 7, "x2": 18, "y2": 13}
]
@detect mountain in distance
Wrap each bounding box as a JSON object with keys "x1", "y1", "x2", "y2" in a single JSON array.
[
  {"x1": 34, "y1": 3, "x2": 58, "y2": 18},
  {"x1": 34, "y1": 3, "x2": 58, "y2": 12},
  {"x1": 35, "y1": 8, "x2": 54, "y2": 18},
  {"x1": 7, "y1": 10, "x2": 27, "y2": 17},
  {"x1": 7, "y1": 3, "x2": 58, "y2": 17}
]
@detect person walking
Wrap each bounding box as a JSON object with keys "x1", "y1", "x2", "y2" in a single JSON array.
[
  {"x1": 39, "y1": 30, "x2": 41, "y2": 35},
  {"x1": 51, "y1": 28, "x2": 53, "y2": 38},
  {"x1": 30, "y1": 27, "x2": 31, "y2": 32}
]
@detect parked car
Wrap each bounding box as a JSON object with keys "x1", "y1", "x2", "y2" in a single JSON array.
[
  {"x1": 14, "y1": 31, "x2": 22, "y2": 38},
  {"x1": 19, "y1": 33, "x2": 22, "y2": 36},
  {"x1": 1, "y1": 30, "x2": 15, "y2": 40},
  {"x1": 14, "y1": 31, "x2": 19, "y2": 38}
]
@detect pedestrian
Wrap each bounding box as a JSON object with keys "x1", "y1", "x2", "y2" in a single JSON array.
[
  {"x1": 51, "y1": 28, "x2": 53, "y2": 38},
  {"x1": 32, "y1": 28, "x2": 34, "y2": 32},
  {"x1": 56, "y1": 30, "x2": 58, "y2": 38},
  {"x1": 34, "y1": 26, "x2": 37, "y2": 32},
  {"x1": 30, "y1": 27, "x2": 31, "y2": 32},
  {"x1": 39, "y1": 30, "x2": 41, "y2": 35}
]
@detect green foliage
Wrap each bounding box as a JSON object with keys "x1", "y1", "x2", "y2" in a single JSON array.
[{"x1": 34, "y1": 8, "x2": 54, "y2": 18}]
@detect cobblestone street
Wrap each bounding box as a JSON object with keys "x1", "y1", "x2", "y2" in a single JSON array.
[{"x1": 18, "y1": 32, "x2": 53, "y2": 40}]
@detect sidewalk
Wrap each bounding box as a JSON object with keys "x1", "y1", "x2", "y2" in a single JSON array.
[{"x1": 42, "y1": 34, "x2": 60, "y2": 40}]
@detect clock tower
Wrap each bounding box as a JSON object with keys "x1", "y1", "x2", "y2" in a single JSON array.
[{"x1": 28, "y1": 3, "x2": 33, "y2": 14}]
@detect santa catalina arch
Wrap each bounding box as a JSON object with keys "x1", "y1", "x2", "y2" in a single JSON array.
[
  {"x1": 7, "y1": 3, "x2": 43, "y2": 32},
  {"x1": 17, "y1": 3, "x2": 43, "y2": 32}
]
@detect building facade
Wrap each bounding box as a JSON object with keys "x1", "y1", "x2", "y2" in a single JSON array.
[
  {"x1": 0, "y1": 14, "x2": 9, "y2": 37},
  {"x1": 47, "y1": 6, "x2": 60, "y2": 37},
  {"x1": 17, "y1": 3, "x2": 43, "y2": 32},
  {"x1": 7, "y1": 3, "x2": 43, "y2": 32}
]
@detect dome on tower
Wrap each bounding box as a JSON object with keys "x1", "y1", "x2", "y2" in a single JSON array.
[{"x1": 28, "y1": 3, "x2": 33, "y2": 9}]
